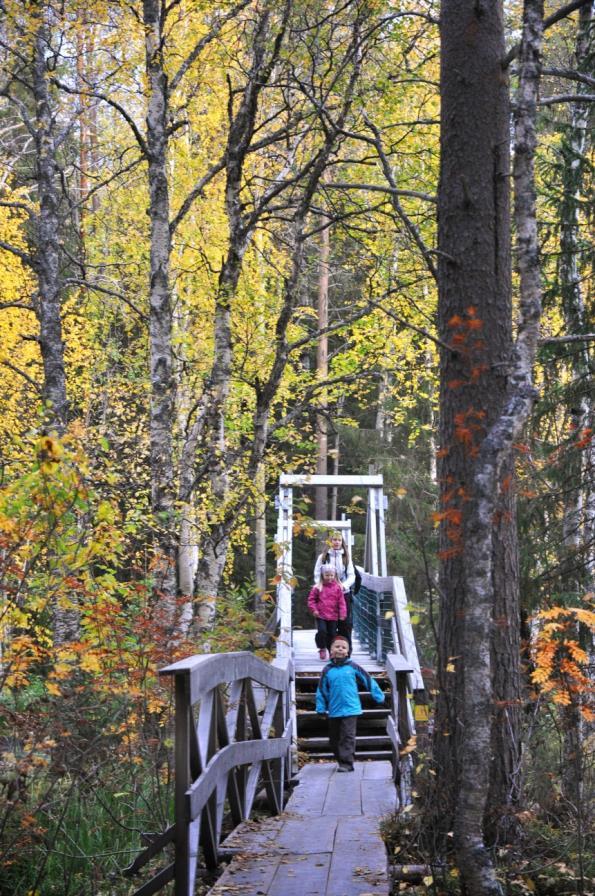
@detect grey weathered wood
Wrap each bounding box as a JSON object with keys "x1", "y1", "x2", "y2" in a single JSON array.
[
  {"x1": 212, "y1": 761, "x2": 393, "y2": 896},
  {"x1": 129, "y1": 863, "x2": 175, "y2": 896},
  {"x1": 387, "y1": 715, "x2": 399, "y2": 752},
  {"x1": 392, "y1": 577, "x2": 424, "y2": 690},
  {"x1": 174, "y1": 673, "x2": 191, "y2": 895},
  {"x1": 131, "y1": 652, "x2": 293, "y2": 896},
  {"x1": 160, "y1": 652, "x2": 293, "y2": 705},
  {"x1": 187, "y1": 723, "x2": 292, "y2": 817},
  {"x1": 208, "y1": 853, "x2": 280, "y2": 894},
  {"x1": 362, "y1": 779, "x2": 398, "y2": 816},
  {"x1": 123, "y1": 825, "x2": 175, "y2": 875}
]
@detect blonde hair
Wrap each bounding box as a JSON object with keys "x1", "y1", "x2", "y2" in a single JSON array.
[
  {"x1": 326, "y1": 530, "x2": 350, "y2": 566},
  {"x1": 318, "y1": 564, "x2": 338, "y2": 587}
]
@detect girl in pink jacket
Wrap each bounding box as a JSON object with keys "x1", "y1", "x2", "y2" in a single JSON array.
[{"x1": 307, "y1": 564, "x2": 347, "y2": 660}]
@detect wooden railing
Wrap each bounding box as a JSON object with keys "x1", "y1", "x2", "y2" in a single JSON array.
[
  {"x1": 385, "y1": 652, "x2": 417, "y2": 805},
  {"x1": 124, "y1": 652, "x2": 294, "y2": 896}
]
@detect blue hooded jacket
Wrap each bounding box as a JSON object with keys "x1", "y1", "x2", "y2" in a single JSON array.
[{"x1": 316, "y1": 659, "x2": 385, "y2": 718}]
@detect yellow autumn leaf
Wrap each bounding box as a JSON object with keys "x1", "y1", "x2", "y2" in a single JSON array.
[{"x1": 80, "y1": 653, "x2": 102, "y2": 674}]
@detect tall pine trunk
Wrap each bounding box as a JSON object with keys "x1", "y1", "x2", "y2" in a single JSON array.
[
  {"x1": 438, "y1": 1, "x2": 545, "y2": 891},
  {"x1": 433, "y1": 0, "x2": 515, "y2": 849}
]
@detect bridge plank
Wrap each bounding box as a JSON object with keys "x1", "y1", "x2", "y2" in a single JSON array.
[
  {"x1": 287, "y1": 766, "x2": 333, "y2": 816},
  {"x1": 212, "y1": 761, "x2": 393, "y2": 896},
  {"x1": 268, "y1": 854, "x2": 331, "y2": 896},
  {"x1": 361, "y1": 779, "x2": 398, "y2": 816}
]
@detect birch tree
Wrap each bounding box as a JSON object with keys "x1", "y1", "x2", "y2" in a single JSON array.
[
  {"x1": 0, "y1": 3, "x2": 68, "y2": 435},
  {"x1": 553, "y1": 0, "x2": 594, "y2": 813}
]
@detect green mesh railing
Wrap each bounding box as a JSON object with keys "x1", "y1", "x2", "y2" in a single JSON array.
[{"x1": 352, "y1": 583, "x2": 394, "y2": 661}]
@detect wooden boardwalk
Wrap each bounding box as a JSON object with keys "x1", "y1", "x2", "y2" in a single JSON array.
[{"x1": 210, "y1": 760, "x2": 396, "y2": 896}]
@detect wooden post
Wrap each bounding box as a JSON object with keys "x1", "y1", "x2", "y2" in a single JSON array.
[
  {"x1": 174, "y1": 672, "x2": 191, "y2": 896},
  {"x1": 378, "y1": 488, "x2": 388, "y2": 576}
]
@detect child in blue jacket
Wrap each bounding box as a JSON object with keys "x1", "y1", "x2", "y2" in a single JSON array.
[{"x1": 315, "y1": 634, "x2": 385, "y2": 772}]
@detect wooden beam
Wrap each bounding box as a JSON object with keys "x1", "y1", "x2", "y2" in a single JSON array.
[
  {"x1": 280, "y1": 473, "x2": 384, "y2": 487},
  {"x1": 160, "y1": 652, "x2": 293, "y2": 706}
]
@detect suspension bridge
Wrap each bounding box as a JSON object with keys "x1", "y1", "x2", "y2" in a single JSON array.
[{"x1": 124, "y1": 475, "x2": 426, "y2": 896}]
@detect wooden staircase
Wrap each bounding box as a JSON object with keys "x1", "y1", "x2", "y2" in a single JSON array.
[
  {"x1": 292, "y1": 629, "x2": 393, "y2": 763},
  {"x1": 295, "y1": 670, "x2": 393, "y2": 762}
]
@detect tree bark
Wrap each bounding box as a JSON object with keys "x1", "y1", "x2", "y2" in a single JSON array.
[
  {"x1": 433, "y1": 0, "x2": 514, "y2": 849},
  {"x1": 254, "y1": 462, "x2": 268, "y2": 615},
  {"x1": 557, "y1": 0, "x2": 593, "y2": 810},
  {"x1": 194, "y1": 5, "x2": 290, "y2": 617},
  {"x1": 33, "y1": 18, "x2": 68, "y2": 436},
  {"x1": 315, "y1": 218, "x2": 330, "y2": 534},
  {"x1": 451, "y1": 1, "x2": 545, "y2": 891},
  {"x1": 143, "y1": 0, "x2": 178, "y2": 621}
]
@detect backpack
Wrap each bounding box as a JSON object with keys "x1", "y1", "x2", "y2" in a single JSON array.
[{"x1": 353, "y1": 566, "x2": 362, "y2": 595}]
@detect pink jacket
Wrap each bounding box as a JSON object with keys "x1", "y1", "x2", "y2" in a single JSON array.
[{"x1": 307, "y1": 580, "x2": 347, "y2": 621}]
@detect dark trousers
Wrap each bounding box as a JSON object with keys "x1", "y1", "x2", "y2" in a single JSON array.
[
  {"x1": 337, "y1": 591, "x2": 353, "y2": 654},
  {"x1": 328, "y1": 716, "x2": 357, "y2": 768},
  {"x1": 315, "y1": 618, "x2": 337, "y2": 650}
]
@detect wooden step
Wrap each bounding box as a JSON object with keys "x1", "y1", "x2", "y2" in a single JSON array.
[
  {"x1": 298, "y1": 708, "x2": 389, "y2": 722},
  {"x1": 304, "y1": 750, "x2": 394, "y2": 762},
  {"x1": 299, "y1": 735, "x2": 392, "y2": 750},
  {"x1": 296, "y1": 692, "x2": 391, "y2": 707}
]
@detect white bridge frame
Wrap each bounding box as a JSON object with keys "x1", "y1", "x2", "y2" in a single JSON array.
[{"x1": 275, "y1": 474, "x2": 388, "y2": 659}]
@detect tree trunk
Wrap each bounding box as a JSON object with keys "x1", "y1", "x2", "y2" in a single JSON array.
[
  {"x1": 557, "y1": 1, "x2": 593, "y2": 811},
  {"x1": 254, "y1": 462, "x2": 268, "y2": 615},
  {"x1": 33, "y1": 19, "x2": 68, "y2": 436},
  {"x1": 143, "y1": 0, "x2": 177, "y2": 622},
  {"x1": 433, "y1": 0, "x2": 514, "y2": 850},
  {"x1": 451, "y1": 1, "x2": 544, "y2": 891},
  {"x1": 193, "y1": 7, "x2": 287, "y2": 618},
  {"x1": 315, "y1": 218, "x2": 330, "y2": 535}
]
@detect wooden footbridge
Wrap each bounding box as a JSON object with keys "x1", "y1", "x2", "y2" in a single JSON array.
[{"x1": 124, "y1": 475, "x2": 425, "y2": 896}]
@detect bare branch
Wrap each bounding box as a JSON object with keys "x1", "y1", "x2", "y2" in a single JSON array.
[
  {"x1": 323, "y1": 181, "x2": 436, "y2": 203},
  {"x1": 0, "y1": 199, "x2": 36, "y2": 219},
  {"x1": 63, "y1": 278, "x2": 146, "y2": 321},
  {"x1": 503, "y1": 0, "x2": 592, "y2": 68},
  {"x1": 368, "y1": 295, "x2": 451, "y2": 352},
  {"x1": 53, "y1": 79, "x2": 148, "y2": 157},
  {"x1": 169, "y1": 157, "x2": 226, "y2": 234},
  {"x1": 542, "y1": 67, "x2": 595, "y2": 88},
  {"x1": 1, "y1": 359, "x2": 41, "y2": 392},
  {"x1": 363, "y1": 115, "x2": 438, "y2": 281},
  {"x1": 0, "y1": 238, "x2": 34, "y2": 267},
  {"x1": 538, "y1": 93, "x2": 595, "y2": 105},
  {"x1": 539, "y1": 332, "x2": 595, "y2": 345}
]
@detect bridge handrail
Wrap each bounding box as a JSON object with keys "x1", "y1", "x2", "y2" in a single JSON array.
[
  {"x1": 125, "y1": 652, "x2": 294, "y2": 896},
  {"x1": 160, "y1": 651, "x2": 292, "y2": 703},
  {"x1": 354, "y1": 571, "x2": 424, "y2": 688}
]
